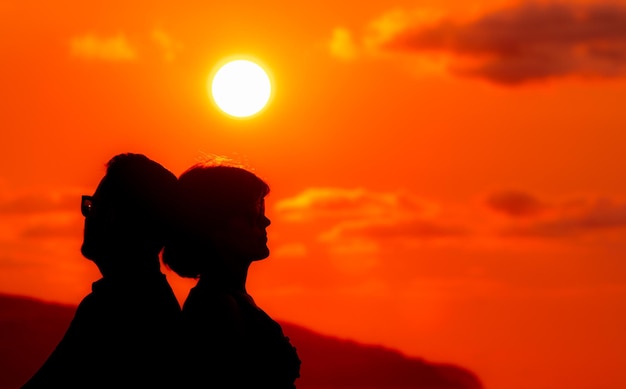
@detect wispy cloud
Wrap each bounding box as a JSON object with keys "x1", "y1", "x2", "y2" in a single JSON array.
[
  {"x1": 484, "y1": 190, "x2": 626, "y2": 238},
  {"x1": 20, "y1": 221, "x2": 81, "y2": 240},
  {"x1": 271, "y1": 242, "x2": 309, "y2": 259},
  {"x1": 276, "y1": 187, "x2": 437, "y2": 222},
  {"x1": 322, "y1": 218, "x2": 468, "y2": 242},
  {"x1": 336, "y1": 2, "x2": 626, "y2": 85},
  {"x1": 0, "y1": 189, "x2": 83, "y2": 242},
  {"x1": 275, "y1": 187, "x2": 465, "y2": 249},
  {"x1": 70, "y1": 33, "x2": 137, "y2": 61},
  {"x1": 329, "y1": 28, "x2": 358, "y2": 60},
  {"x1": 277, "y1": 187, "x2": 626, "y2": 248},
  {"x1": 151, "y1": 28, "x2": 183, "y2": 62},
  {"x1": 0, "y1": 192, "x2": 77, "y2": 215}
]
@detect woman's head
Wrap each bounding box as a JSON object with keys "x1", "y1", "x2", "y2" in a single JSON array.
[{"x1": 163, "y1": 163, "x2": 271, "y2": 278}]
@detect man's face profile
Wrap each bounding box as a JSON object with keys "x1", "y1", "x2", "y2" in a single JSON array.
[{"x1": 80, "y1": 177, "x2": 112, "y2": 262}]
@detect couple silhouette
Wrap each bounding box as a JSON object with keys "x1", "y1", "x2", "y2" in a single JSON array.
[{"x1": 21, "y1": 153, "x2": 301, "y2": 389}]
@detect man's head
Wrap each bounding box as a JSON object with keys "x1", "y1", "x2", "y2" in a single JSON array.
[{"x1": 81, "y1": 153, "x2": 178, "y2": 275}]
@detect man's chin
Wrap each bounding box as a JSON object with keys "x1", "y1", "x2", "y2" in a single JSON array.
[{"x1": 80, "y1": 244, "x2": 99, "y2": 262}]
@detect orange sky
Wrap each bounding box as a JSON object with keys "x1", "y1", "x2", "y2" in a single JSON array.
[{"x1": 2, "y1": 1, "x2": 626, "y2": 388}]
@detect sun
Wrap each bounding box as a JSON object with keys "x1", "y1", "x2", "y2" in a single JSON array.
[{"x1": 209, "y1": 59, "x2": 272, "y2": 118}]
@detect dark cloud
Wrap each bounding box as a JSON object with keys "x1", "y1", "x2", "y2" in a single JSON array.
[
  {"x1": 485, "y1": 190, "x2": 547, "y2": 217},
  {"x1": 384, "y1": 2, "x2": 626, "y2": 84},
  {"x1": 501, "y1": 197, "x2": 626, "y2": 238}
]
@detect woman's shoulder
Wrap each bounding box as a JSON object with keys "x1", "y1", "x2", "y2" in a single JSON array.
[
  {"x1": 181, "y1": 286, "x2": 246, "y2": 336},
  {"x1": 182, "y1": 286, "x2": 245, "y2": 323},
  {"x1": 184, "y1": 285, "x2": 239, "y2": 309}
]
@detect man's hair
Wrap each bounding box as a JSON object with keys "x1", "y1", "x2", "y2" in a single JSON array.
[
  {"x1": 162, "y1": 163, "x2": 270, "y2": 278},
  {"x1": 101, "y1": 153, "x2": 178, "y2": 244}
]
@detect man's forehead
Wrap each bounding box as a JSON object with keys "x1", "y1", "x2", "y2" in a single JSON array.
[{"x1": 92, "y1": 176, "x2": 109, "y2": 199}]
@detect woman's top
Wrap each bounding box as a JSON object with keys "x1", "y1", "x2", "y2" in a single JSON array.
[{"x1": 180, "y1": 280, "x2": 301, "y2": 389}]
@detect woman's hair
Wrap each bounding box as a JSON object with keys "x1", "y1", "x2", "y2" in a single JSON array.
[{"x1": 163, "y1": 162, "x2": 270, "y2": 278}]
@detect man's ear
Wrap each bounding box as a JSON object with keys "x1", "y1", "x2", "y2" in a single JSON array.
[
  {"x1": 104, "y1": 207, "x2": 122, "y2": 226},
  {"x1": 207, "y1": 221, "x2": 234, "y2": 246},
  {"x1": 106, "y1": 207, "x2": 139, "y2": 235}
]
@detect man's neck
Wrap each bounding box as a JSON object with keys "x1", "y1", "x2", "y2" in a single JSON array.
[{"x1": 96, "y1": 252, "x2": 162, "y2": 279}]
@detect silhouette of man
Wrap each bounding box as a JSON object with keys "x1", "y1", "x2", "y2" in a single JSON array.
[{"x1": 21, "y1": 153, "x2": 182, "y2": 389}]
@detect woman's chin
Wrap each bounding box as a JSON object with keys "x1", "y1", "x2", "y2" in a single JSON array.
[{"x1": 252, "y1": 248, "x2": 270, "y2": 261}]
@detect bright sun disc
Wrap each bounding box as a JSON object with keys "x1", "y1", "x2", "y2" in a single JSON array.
[{"x1": 210, "y1": 59, "x2": 271, "y2": 118}]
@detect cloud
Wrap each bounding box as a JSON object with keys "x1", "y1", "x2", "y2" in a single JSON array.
[
  {"x1": 364, "y1": 7, "x2": 442, "y2": 52},
  {"x1": 0, "y1": 192, "x2": 77, "y2": 215},
  {"x1": 485, "y1": 190, "x2": 547, "y2": 218},
  {"x1": 151, "y1": 28, "x2": 183, "y2": 62},
  {"x1": 70, "y1": 33, "x2": 137, "y2": 61},
  {"x1": 20, "y1": 221, "x2": 81, "y2": 240},
  {"x1": 346, "y1": 2, "x2": 626, "y2": 84},
  {"x1": 329, "y1": 28, "x2": 358, "y2": 60},
  {"x1": 276, "y1": 187, "x2": 465, "y2": 248},
  {"x1": 0, "y1": 189, "x2": 83, "y2": 243},
  {"x1": 492, "y1": 195, "x2": 626, "y2": 238},
  {"x1": 272, "y1": 243, "x2": 309, "y2": 258},
  {"x1": 277, "y1": 187, "x2": 626, "y2": 246},
  {"x1": 275, "y1": 187, "x2": 435, "y2": 222},
  {"x1": 323, "y1": 218, "x2": 468, "y2": 242},
  {"x1": 0, "y1": 240, "x2": 50, "y2": 268},
  {"x1": 328, "y1": 8, "x2": 441, "y2": 60}
]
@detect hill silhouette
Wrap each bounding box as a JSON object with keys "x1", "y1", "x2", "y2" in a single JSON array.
[{"x1": 0, "y1": 293, "x2": 482, "y2": 389}]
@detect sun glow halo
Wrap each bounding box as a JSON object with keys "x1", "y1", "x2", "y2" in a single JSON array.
[{"x1": 210, "y1": 59, "x2": 271, "y2": 118}]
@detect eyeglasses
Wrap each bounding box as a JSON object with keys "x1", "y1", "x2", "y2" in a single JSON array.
[{"x1": 81, "y1": 195, "x2": 93, "y2": 217}]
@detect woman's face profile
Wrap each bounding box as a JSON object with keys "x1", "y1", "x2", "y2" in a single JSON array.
[{"x1": 221, "y1": 196, "x2": 271, "y2": 262}]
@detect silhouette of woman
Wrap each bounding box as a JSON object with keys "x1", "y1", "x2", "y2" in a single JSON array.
[{"x1": 163, "y1": 160, "x2": 301, "y2": 389}]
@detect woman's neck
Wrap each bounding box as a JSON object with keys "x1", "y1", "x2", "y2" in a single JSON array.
[{"x1": 200, "y1": 259, "x2": 250, "y2": 293}]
